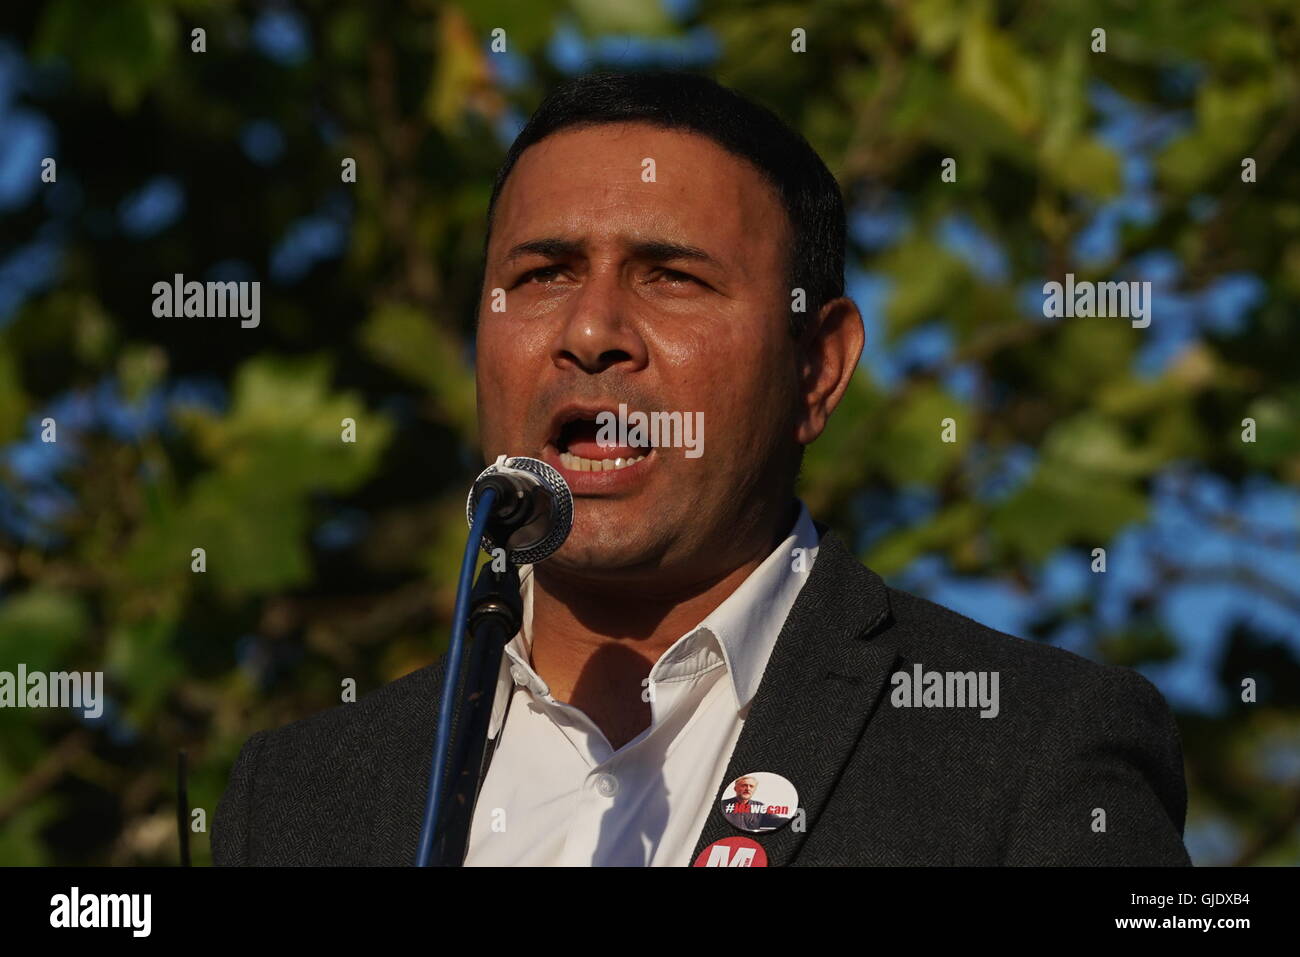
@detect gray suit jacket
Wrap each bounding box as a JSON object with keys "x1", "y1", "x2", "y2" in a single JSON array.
[{"x1": 213, "y1": 529, "x2": 1191, "y2": 866}]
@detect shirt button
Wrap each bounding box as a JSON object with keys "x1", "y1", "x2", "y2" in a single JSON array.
[
  {"x1": 509, "y1": 665, "x2": 528, "y2": 686},
  {"x1": 593, "y1": 773, "x2": 619, "y2": 797}
]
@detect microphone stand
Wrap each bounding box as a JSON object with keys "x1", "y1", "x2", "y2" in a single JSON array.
[
  {"x1": 419, "y1": 456, "x2": 569, "y2": 866},
  {"x1": 425, "y1": 559, "x2": 522, "y2": 866}
]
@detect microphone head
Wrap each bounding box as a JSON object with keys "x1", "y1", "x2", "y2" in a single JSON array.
[{"x1": 466, "y1": 456, "x2": 573, "y2": 565}]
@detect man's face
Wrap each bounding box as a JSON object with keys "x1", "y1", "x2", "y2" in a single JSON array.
[
  {"x1": 734, "y1": 778, "x2": 757, "y2": 800},
  {"x1": 476, "y1": 122, "x2": 801, "y2": 585}
]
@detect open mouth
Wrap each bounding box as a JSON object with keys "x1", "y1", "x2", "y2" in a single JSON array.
[{"x1": 549, "y1": 412, "x2": 653, "y2": 473}]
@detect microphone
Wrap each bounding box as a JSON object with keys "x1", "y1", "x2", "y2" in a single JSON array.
[
  {"x1": 466, "y1": 455, "x2": 573, "y2": 565},
  {"x1": 418, "y1": 456, "x2": 568, "y2": 866}
]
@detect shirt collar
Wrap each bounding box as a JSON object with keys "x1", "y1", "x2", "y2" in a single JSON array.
[
  {"x1": 681, "y1": 501, "x2": 818, "y2": 709},
  {"x1": 487, "y1": 501, "x2": 819, "y2": 736}
]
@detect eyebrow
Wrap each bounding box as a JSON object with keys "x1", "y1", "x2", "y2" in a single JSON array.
[{"x1": 503, "y1": 237, "x2": 724, "y2": 271}]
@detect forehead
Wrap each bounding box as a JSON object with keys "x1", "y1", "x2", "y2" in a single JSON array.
[{"x1": 490, "y1": 122, "x2": 789, "y2": 273}]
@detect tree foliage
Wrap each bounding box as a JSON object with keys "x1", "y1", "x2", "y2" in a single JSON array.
[{"x1": 0, "y1": 0, "x2": 1296, "y2": 864}]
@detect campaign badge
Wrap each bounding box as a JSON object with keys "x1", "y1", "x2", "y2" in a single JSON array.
[
  {"x1": 693, "y1": 837, "x2": 768, "y2": 867},
  {"x1": 717, "y1": 771, "x2": 798, "y2": 833}
]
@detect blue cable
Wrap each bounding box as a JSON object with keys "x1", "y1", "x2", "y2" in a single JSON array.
[{"x1": 415, "y1": 486, "x2": 497, "y2": 867}]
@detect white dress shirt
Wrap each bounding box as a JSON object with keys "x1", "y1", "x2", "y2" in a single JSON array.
[{"x1": 463, "y1": 502, "x2": 819, "y2": 866}]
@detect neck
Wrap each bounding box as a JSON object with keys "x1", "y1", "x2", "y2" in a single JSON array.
[{"x1": 526, "y1": 501, "x2": 799, "y2": 709}]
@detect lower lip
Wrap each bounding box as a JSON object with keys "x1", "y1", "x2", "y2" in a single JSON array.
[{"x1": 541, "y1": 445, "x2": 655, "y2": 494}]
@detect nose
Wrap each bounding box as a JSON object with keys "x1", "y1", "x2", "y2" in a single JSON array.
[{"x1": 552, "y1": 272, "x2": 649, "y2": 375}]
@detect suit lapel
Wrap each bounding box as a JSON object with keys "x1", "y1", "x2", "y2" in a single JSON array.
[
  {"x1": 376, "y1": 655, "x2": 449, "y2": 865},
  {"x1": 689, "y1": 530, "x2": 898, "y2": 866}
]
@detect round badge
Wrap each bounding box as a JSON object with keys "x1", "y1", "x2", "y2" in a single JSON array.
[
  {"x1": 693, "y1": 836, "x2": 768, "y2": 867},
  {"x1": 718, "y1": 771, "x2": 798, "y2": 833}
]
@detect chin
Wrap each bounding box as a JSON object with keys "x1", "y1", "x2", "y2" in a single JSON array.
[{"x1": 542, "y1": 517, "x2": 670, "y2": 578}]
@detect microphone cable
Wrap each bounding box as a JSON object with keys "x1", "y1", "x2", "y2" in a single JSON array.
[{"x1": 415, "y1": 485, "x2": 497, "y2": 867}]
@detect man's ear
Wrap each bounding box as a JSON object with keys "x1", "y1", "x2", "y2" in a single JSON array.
[{"x1": 794, "y1": 296, "x2": 865, "y2": 445}]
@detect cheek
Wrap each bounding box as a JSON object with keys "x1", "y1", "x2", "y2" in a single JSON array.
[
  {"x1": 478, "y1": 313, "x2": 555, "y2": 392},
  {"x1": 480, "y1": 313, "x2": 539, "y2": 367},
  {"x1": 652, "y1": 319, "x2": 791, "y2": 454},
  {"x1": 476, "y1": 322, "x2": 538, "y2": 444},
  {"x1": 655, "y1": 305, "x2": 784, "y2": 385}
]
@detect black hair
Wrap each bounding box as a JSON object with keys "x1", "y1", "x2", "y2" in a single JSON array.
[{"x1": 482, "y1": 70, "x2": 846, "y2": 337}]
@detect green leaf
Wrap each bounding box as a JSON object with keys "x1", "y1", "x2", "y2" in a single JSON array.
[
  {"x1": 1039, "y1": 413, "x2": 1166, "y2": 479},
  {"x1": 360, "y1": 304, "x2": 476, "y2": 437},
  {"x1": 988, "y1": 411, "x2": 1159, "y2": 561},
  {"x1": 0, "y1": 798, "x2": 58, "y2": 865},
  {"x1": 0, "y1": 343, "x2": 26, "y2": 444},
  {"x1": 878, "y1": 235, "x2": 968, "y2": 339},
  {"x1": 904, "y1": 0, "x2": 966, "y2": 55},
  {"x1": 34, "y1": 0, "x2": 176, "y2": 110},
  {"x1": 123, "y1": 356, "x2": 392, "y2": 594},
  {"x1": 456, "y1": 0, "x2": 565, "y2": 52},
  {"x1": 106, "y1": 617, "x2": 182, "y2": 722},
  {"x1": 954, "y1": 15, "x2": 1041, "y2": 136},
  {"x1": 186, "y1": 354, "x2": 392, "y2": 490},
  {"x1": 1242, "y1": 390, "x2": 1300, "y2": 469},
  {"x1": 865, "y1": 502, "x2": 981, "y2": 576},
  {"x1": 570, "y1": 0, "x2": 675, "y2": 36},
  {"x1": 872, "y1": 385, "x2": 969, "y2": 485},
  {"x1": 1040, "y1": 135, "x2": 1122, "y2": 198},
  {"x1": 0, "y1": 590, "x2": 90, "y2": 671}
]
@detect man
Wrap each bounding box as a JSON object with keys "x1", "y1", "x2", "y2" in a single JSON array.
[
  {"x1": 720, "y1": 777, "x2": 790, "y2": 833},
  {"x1": 213, "y1": 71, "x2": 1191, "y2": 866}
]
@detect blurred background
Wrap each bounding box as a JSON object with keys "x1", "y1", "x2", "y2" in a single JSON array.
[{"x1": 0, "y1": 0, "x2": 1297, "y2": 866}]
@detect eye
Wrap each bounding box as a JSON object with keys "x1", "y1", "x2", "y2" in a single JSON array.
[
  {"x1": 520, "y1": 266, "x2": 563, "y2": 285},
  {"x1": 649, "y1": 268, "x2": 702, "y2": 287}
]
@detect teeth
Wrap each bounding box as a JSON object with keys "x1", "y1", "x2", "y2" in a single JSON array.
[{"x1": 559, "y1": 451, "x2": 647, "y2": 472}]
